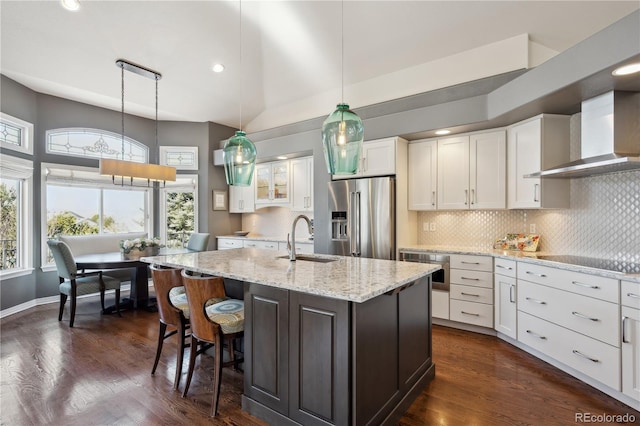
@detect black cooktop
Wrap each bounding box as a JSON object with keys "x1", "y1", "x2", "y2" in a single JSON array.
[{"x1": 536, "y1": 255, "x2": 640, "y2": 274}]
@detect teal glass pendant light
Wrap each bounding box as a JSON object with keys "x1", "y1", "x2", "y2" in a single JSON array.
[
  {"x1": 223, "y1": 130, "x2": 256, "y2": 186},
  {"x1": 322, "y1": 103, "x2": 363, "y2": 174},
  {"x1": 223, "y1": 0, "x2": 256, "y2": 186},
  {"x1": 321, "y1": 0, "x2": 364, "y2": 175}
]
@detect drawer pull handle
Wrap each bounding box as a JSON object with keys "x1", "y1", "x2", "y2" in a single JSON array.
[
  {"x1": 461, "y1": 277, "x2": 480, "y2": 281},
  {"x1": 627, "y1": 292, "x2": 640, "y2": 299},
  {"x1": 622, "y1": 316, "x2": 630, "y2": 344},
  {"x1": 571, "y1": 311, "x2": 599, "y2": 322},
  {"x1": 496, "y1": 264, "x2": 513, "y2": 270},
  {"x1": 572, "y1": 281, "x2": 600, "y2": 290},
  {"x1": 461, "y1": 311, "x2": 480, "y2": 317},
  {"x1": 525, "y1": 297, "x2": 547, "y2": 305},
  {"x1": 461, "y1": 261, "x2": 481, "y2": 265},
  {"x1": 525, "y1": 271, "x2": 547, "y2": 278},
  {"x1": 461, "y1": 292, "x2": 480, "y2": 297},
  {"x1": 526, "y1": 330, "x2": 546, "y2": 340},
  {"x1": 572, "y1": 350, "x2": 599, "y2": 363}
]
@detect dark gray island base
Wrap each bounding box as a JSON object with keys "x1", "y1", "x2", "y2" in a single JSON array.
[{"x1": 242, "y1": 276, "x2": 434, "y2": 426}]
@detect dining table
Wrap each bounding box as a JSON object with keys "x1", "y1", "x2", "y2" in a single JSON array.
[{"x1": 74, "y1": 247, "x2": 194, "y2": 313}]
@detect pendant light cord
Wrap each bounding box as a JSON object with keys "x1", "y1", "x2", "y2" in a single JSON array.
[
  {"x1": 239, "y1": 0, "x2": 243, "y2": 132},
  {"x1": 121, "y1": 63, "x2": 125, "y2": 161},
  {"x1": 155, "y1": 74, "x2": 159, "y2": 162},
  {"x1": 341, "y1": 0, "x2": 344, "y2": 104}
]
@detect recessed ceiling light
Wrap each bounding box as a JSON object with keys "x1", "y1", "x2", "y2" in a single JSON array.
[
  {"x1": 612, "y1": 62, "x2": 640, "y2": 76},
  {"x1": 277, "y1": 155, "x2": 288, "y2": 160},
  {"x1": 212, "y1": 64, "x2": 225, "y2": 73},
  {"x1": 61, "y1": 0, "x2": 80, "y2": 11},
  {"x1": 435, "y1": 129, "x2": 451, "y2": 135}
]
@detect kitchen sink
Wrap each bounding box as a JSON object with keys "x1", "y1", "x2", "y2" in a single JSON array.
[{"x1": 276, "y1": 254, "x2": 338, "y2": 263}]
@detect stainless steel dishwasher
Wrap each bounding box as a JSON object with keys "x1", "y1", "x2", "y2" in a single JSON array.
[{"x1": 399, "y1": 250, "x2": 451, "y2": 319}]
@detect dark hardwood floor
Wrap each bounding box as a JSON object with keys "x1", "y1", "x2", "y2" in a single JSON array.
[{"x1": 1, "y1": 292, "x2": 637, "y2": 425}]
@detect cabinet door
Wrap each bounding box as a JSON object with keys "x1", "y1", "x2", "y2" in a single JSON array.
[
  {"x1": 229, "y1": 178, "x2": 255, "y2": 213},
  {"x1": 271, "y1": 160, "x2": 290, "y2": 203},
  {"x1": 470, "y1": 131, "x2": 506, "y2": 209},
  {"x1": 494, "y1": 274, "x2": 517, "y2": 339},
  {"x1": 255, "y1": 164, "x2": 272, "y2": 204},
  {"x1": 508, "y1": 118, "x2": 542, "y2": 208},
  {"x1": 622, "y1": 306, "x2": 640, "y2": 404},
  {"x1": 408, "y1": 140, "x2": 437, "y2": 210},
  {"x1": 437, "y1": 136, "x2": 470, "y2": 209},
  {"x1": 361, "y1": 138, "x2": 396, "y2": 177},
  {"x1": 291, "y1": 157, "x2": 313, "y2": 212}
]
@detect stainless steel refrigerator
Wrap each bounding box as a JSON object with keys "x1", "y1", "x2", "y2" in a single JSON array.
[{"x1": 328, "y1": 176, "x2": 395, "y2": 260}]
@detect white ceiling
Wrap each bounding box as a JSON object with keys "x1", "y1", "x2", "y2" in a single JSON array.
[{"x1": 1, "y1": 1, "x2": 638, "y2": 133}]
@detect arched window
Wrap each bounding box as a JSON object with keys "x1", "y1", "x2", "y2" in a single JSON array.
[{"x1": 46, "y1": 128, "x2": 148, "y2": 162}]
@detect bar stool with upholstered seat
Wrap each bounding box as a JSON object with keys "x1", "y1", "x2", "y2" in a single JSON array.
[{"x1": 180, "y1": 270, "x2": 244, "y2": 417}]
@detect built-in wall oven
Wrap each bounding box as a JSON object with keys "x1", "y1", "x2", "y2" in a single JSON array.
[{"x1": 399, "y1": 251, "x2": 450, "y2": 291}]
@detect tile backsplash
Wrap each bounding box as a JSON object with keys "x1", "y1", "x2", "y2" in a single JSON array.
[
  {"x1": 417, "y1": 170, "x2": 640, "y2": 263},
  {"x1": 242, "y1": 207, "x2": 314, "y2": 241}
]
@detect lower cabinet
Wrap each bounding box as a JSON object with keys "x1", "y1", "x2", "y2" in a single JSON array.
[
  {"x1": 243, "y1": 277, "x2": 434, "y2": 425},
  {"x1": 449, "y1": 254, "x2": 494, "y2": 328},
  {"x1": 494, "y1": 258, "x2": 517, "y2": 339},
  {"x1": 621, "y1": 280, "x2": 640, "y2": 405}
]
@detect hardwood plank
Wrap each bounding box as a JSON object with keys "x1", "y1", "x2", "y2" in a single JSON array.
[{"x1": 1, "y1": 295, "x2": 638, "y2": 425}]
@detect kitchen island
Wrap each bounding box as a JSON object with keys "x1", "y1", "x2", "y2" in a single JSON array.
[{"x1": 142, "y1": 248, "x2": 440, "y2": 425}]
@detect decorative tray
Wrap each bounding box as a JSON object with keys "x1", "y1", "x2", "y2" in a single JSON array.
[
  {"x1": 493, "y1": 233, "x2": 540, "y2": 252},
  {"x1": 234, "y1": 231, "x2": 250, "y2": 237}
]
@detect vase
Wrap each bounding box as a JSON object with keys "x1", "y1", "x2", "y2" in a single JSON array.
[{"x1": 122, "y1": 246, "x2": 160, "y2": 260}]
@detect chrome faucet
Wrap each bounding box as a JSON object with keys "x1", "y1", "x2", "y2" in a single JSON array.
[{"x1": 288, "y1": 214, "x2": 313, "y2": 261}]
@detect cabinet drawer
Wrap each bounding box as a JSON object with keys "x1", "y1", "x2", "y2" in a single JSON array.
[
  {"x1": 217, "y1": 238, "x2": 243, "y2": 249},
  {"x1": 494, "y1": 258, "x2": 516, "y2": 278},
  {"x1": 451, "y1": 254, "x2": 493, "y2": 272},
  {"x1": 622, "y1": 280, "x2": 640, "y2": 309},
  {"x1": 450, "y1": 269, "x2": 493, "y2": 288},
  {"x1": 450, "y1": 299, "x2": 493, "y2": 328},
  {"x1": 277, "y1": 242, "x2": 314, "y2": 254},
  {"x1": 244, "y1": 240, "x2": 279, "y2": 250},
  {"x1": 517, "y1": 263, "x2": 619, "y2": 303},
  {"x1": 517, "y1": 311, "x2": 620, "y2": 390},
  {"x1": 450, "y1": 284, "x2": 493, "y2": 305},
  {"x1": 518, "y1": 280, "x2": 619, "y2": 347}
]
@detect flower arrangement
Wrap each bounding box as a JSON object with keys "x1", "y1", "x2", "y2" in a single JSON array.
[{"x1": 120, "y1": 237, "x2": 164, "y2": 257}]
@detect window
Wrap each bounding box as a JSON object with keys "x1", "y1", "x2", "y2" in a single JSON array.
[
  {"x1": 42, "y1": 163, "x2": 152, "y2": 267},
  {"x1": 46, "y1": 128, "x2": 148, "y2": 162},
  {"x1": 0, "y1": 155, "x2": 34, "y2": 279},
  {"x1": 159, "y1": 176, "x2": 198, "y2": 248},
  {"x1": 0, "y1": 112, "x2": 34, "y2": 155}
]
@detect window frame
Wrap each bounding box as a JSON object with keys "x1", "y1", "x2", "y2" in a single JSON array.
[
  {"x1": 159, "y1": 175, "x2": 199, "y2": 247},
  {"x1": 0, "y1": 154, "x2": 34, "y2": 279},
  {"x1": 0, "y1": 112, "x2": 34, "y2": 155},
  {"x1": 41, "y1": 162, "x2": 153, "y2": 271}
]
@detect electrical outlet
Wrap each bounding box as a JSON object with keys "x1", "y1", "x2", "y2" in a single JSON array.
[
  {"x1": 423, "y1": 222, "x2": 429, "y2": 232},
  {"x1": 530, "y1": 224, "x2": 536, "y2": 233},
  {"x1": 430, "y1": 223, "x2": 436, "y2": 232}
]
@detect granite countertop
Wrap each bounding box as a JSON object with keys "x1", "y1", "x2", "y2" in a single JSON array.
[
  {"x1": 218, "y1": 234, "x2": 314, "y2": 244},
  {"x1": 142, "y1": 248, "x2": 441, "y2": 303},
  {"x1": 399, "y1": 245, "x2": 640, "y2": 284}
]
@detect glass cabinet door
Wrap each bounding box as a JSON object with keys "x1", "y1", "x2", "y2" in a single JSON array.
[
  {"x1": 272, "y1": 162, "x2": 289, "y2": 201},
  {"x1": 255, "y1": 164, "x2": 271, "y2": 203}
]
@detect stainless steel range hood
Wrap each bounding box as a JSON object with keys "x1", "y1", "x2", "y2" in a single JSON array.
[{"x1": 527, "y1": 91, "x2": 640, "y2": 178}]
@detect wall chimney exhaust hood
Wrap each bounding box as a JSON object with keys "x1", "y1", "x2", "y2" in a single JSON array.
[{"x1": 526, "y1": 91, "x2": 640, "y2": 178}]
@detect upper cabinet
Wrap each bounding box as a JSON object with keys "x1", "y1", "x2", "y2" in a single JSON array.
[
  {"x1": 229, "y1": 176, "x2": 256, "y2": 213},
  {"x1": 507, "y1": 114, "x2": 570, "y2": 209},
  {"x1": 332, "y1": 137, "x2": 398, "y2": 180},
  {"x1": 255, "y1": 160, "x2": 290, "y2": 207},
  {"x1": 436, "y1": 130, "x2": 506, "y2": 210},
  {"x1": 408, "y1": 139, "x2": 437, "y2": 210},
  {"x1": 290, "y1": 156, "x2": 313, "y2": 212}
]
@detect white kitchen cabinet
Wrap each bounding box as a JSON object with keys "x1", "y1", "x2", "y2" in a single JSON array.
[
  {"x1": 278, "y1": 241, "x2": 314, "y2": 254},
  {"x1": 449, "y1": 254, "x2": 494, "y2": 328},
  {"x1": 332, "y1": 137, "x2": 399, "y2": 179},
  {"x1": 437, "y1": 130, "x2": 506, "y2": 210},
  {"x1": 216, "y1": 237, "x2": 243, "y2": 250},
  {"x1": 494, "y1": 258, "x2": 517, "y2": 339},
  {"x1": 621, "y1": 280, "x2": 640, "y2": 404},
  {"x1": 243, "y1": 239, "x2": 278, "y2": 250},
  {"x1": 507, "y1": 114, "x2": 570, "y2": 209},
  {"x1": 290, "y1": 156, "x2": 313, "y2": 212},
  {"x1": 255, "y1": 160, "x2": 290, "y2": 207},
  {"x1": 408, "y1": 139, "x2": 437, "y2": 210},
  {"x1": 229, "y1": 176, "x2": 255, "y2": 213}
]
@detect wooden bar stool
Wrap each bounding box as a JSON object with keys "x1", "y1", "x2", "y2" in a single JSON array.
[{"x1": 180, "y1": 270, "x2": 244, "y2": 417}]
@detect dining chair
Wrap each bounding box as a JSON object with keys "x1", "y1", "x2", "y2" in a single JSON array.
[
  {"x1": 149, "y1": 264, "x2": 191, "y2": 390},
  {"x1": 181, "y1": 270, "x2": 244, "y2": 417},
  {"x1": 47, "y1": 240, "x2": 121, "y2": 327},
  {"x1": 186, "y1": 233, "x2": 210, "y2": 252}
]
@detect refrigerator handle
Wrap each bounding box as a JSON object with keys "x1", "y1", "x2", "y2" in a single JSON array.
[{"x1": 350, "y1": 191, "x2": 361, "y2": 256}]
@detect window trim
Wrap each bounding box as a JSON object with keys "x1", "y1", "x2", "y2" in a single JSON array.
[
  {"x1": 0, "y1": 154, "x2": 34, "y2": 279},
  {"x1": 41, "y1": 162, "x2": 154, "y2": 268},
  {"x1": 0, "y1": 112, "x2": 34, "y2": 155}
]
